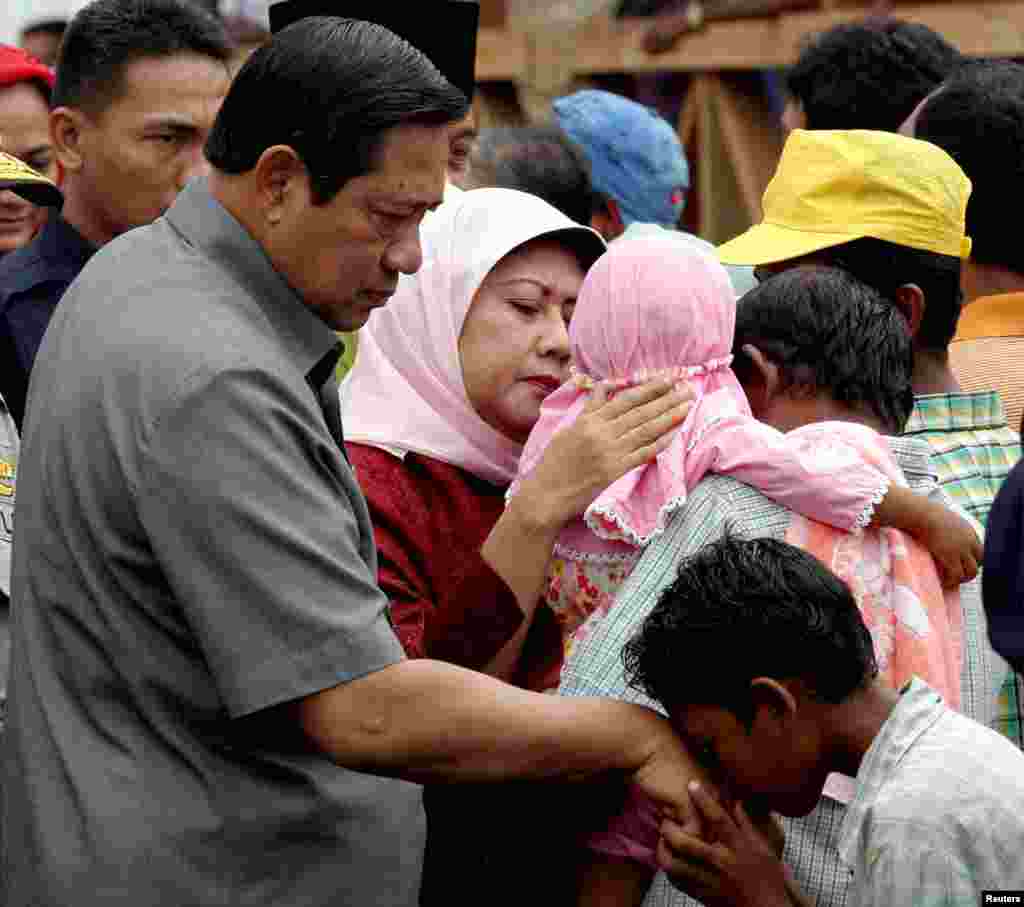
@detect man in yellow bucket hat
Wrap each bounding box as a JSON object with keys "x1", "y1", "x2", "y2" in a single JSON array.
[{"x1": 718, "y1": 128, "x2": 1018, "y2": 518}]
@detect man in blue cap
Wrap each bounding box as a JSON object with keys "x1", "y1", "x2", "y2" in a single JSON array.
[
  {"x1": 553, "y1": 88, "x2": 688, "y2": 240},
  {"x1": 554, "y1": 88, "x2": 757, "y2": 296}
]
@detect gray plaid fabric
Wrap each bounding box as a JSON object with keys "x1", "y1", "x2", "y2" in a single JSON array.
[{"x1": 559, "y1": 437, "x2": 1008, "y2": 907}]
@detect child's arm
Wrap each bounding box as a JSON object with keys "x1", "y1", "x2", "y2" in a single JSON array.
[
  {"x1": 696, "y1": 415, "x2": 979, "y2": 587},
  {"x1": 869, "y1": 486, "x2": 982, "y2": 588}
]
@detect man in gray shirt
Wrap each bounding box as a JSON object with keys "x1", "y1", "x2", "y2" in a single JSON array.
[{"x1": 4, "y1": 17, "x2": 700, "y2": 907}]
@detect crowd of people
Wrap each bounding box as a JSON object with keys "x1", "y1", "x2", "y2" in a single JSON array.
[{"x1": 0, "y1": 0, "x2": 1021, "y2": 905}]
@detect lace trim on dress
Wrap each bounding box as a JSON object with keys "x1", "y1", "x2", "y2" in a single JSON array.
[
  {"x1": 552, "y1": 541, "x2": 641, "y2": 565},
  {"x1": 584, "y1": 493, "x2": 691, "y2": 549},
  {"x1": 849, "y1": 475, "x2": 892, "y2": 535}
]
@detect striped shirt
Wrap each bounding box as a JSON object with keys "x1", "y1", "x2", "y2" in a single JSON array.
[
  {"x1": 904, "y1": 392, "x2": 1024, "y2": 751},
  {"x1": 559, "y1": 437, "x2": 1007, "y2": 907}
]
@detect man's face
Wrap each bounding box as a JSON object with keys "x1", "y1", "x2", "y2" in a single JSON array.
[
  {"x1": 267, "y1": 121, "x2": 449, "y2": 332},
  {"x1": 71, "y1": 52, "x2": 228, "y2": 242},
  {"x1": 0, "y1": 82, "x2": 55, "y2": 254},
  {"x1": 673, "y1": 701, "x2": 830, "y2": 818}
]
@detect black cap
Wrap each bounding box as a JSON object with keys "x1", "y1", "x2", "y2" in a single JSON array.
[{"x1": 267, "y1": 1, "x2": 479, "y2": 101}]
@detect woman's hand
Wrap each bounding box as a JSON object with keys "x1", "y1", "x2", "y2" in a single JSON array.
[{"x1": 510, "y1": 377, "x2": 694, "y2": 532}]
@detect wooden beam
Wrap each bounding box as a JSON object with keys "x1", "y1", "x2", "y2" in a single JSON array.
[
  {"x1": 780, "y1": 1, "x2": 1024, "y2": 58},
  {"x1": 572, "y1": 14, "x2": 787, "y2": 72},
  {"x1": 476, "y1": 26, "x2": 528, "y2": 82},
  {"x1": 474, "y1": 1, "x2": 1024, "y2": 78}
]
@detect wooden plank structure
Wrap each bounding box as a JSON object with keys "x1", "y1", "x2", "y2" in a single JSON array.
[{"x1": 473, "y1": 1, "x2": 1024, "y2": 242}]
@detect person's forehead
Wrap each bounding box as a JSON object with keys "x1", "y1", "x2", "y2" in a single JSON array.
[
  {"x1": 488, "y1": 240, "x2": 586, "y2": 294},
  {"x1": 0, "y1": 81, "x2": 50, "y2": 119},
  {"x1": 101, "y1": 53, "x2": 229, "y2": 119},
  {"x1": 673, "y1": 703, "x2": 733, "y2": 739},
  {"x1": 362, "y1": 122, "x2": 450, "y2": 207}
]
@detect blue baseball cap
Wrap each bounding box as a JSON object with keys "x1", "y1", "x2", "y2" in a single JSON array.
[{"x1": 553, "y1": 89, "x2": 690, "y2": 228}]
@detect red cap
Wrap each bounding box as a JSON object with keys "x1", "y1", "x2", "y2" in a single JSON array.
[{"x1": 0, "y1": 44, "x2": 56, "y2": 93}]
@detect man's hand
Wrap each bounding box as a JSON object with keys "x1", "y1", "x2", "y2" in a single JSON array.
[{"x1": 657, "y1": 781, "x2": 791, "y2": 907}]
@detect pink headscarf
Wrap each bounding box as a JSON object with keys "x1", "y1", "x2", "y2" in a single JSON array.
[
  {"x1": 341, "y1": 188, "x2": 606, "y2": 485},
  {"x1": 515, "y1": 236, "x2": 743, "y2": 548}
]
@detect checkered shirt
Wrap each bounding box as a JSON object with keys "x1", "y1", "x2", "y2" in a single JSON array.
[{"x1": 905, "y1": 391, "x2": 1024, "y2": 750}]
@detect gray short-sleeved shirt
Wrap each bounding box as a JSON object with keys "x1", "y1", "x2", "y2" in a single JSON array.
[{"x1": 3, "y1": 180, "x2": 424, "y2": 906}]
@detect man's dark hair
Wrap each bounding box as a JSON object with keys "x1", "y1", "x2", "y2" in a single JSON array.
[
  {"x1": 623, "y1": 536, "x2": 878, "y2": 725},
  {"x1": 786, "y1": 20, "x2": 961, "y2": 131},
  {"x1": 205, "y1": 17, "x2": 469, "y2": 205},
  {"x1": 468, "y1": 126, "x2": 594, "y2": 224},
  {"x1": 812, "y1": 237, "x2": 963, "y2": 353},
  {"x1": 734, "y1": 266, "x2": 914, "y2": 434},
  {"x1": 20, "y1": 18, "x2": 68, "y2": 39},
  {"x1": 914, "y1": 60, "x2": 1024, "y2": 278},
  {"x1": 52, "y1": 0, "x2": 232, "y2": 116}
]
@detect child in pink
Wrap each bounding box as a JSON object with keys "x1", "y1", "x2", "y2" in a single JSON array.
[{"x1": 511, "y1": 236, "x2": 975, "y2": 696}]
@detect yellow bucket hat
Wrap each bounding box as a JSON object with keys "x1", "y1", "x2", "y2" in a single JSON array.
[
  {"x1": 717, "y1": 129, "x2": 971, "y2": 266},
  {"x1": 0, "y1": 151, "x2": 62, "y2": 209}
]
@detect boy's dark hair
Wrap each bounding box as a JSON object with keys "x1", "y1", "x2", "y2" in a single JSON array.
[
  {"x1": 52, "y1": 0, "x2": 232, "y2": 117},
  {"x1": 468, "y1": 126, "x2": 594, "y2": 225},
  {"x1": 733, "y1": 266, "x2": 914, "y2": 434},
  {"x1": 205, "y1": 17, "x2": 468, "y2": 205},
  {"x1": 786, "y1": 20, "x2": 961, "y2": 132},
  {"x1": 813, "y1": 237, "x2": 963, "y2": 353},
  {"x1": 914, "y1": 60, "x2": 1024, "y2": 278},
  {"x1": 623, "y1": 536, "x2": 878, "y2": 725}
]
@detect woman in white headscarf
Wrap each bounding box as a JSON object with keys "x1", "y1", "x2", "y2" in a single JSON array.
[{"x1": 343, "y1": 187, "x2": 688, "y2": 685}]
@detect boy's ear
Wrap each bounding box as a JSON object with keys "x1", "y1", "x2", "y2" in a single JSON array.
[
  {"x1": 748, "y1": 677, "x2": 797, "y2": 728},
  {"x1": 738, "y1": 343, "x2": 781, "y2": 417},
  {"x1": 893, "y1": 283, "x2": 925, "y2": 339}
]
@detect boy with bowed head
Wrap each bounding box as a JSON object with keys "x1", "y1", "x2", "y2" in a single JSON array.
[{"x1": 627, "y1": 535, "x2": 1024, "y2": 907}]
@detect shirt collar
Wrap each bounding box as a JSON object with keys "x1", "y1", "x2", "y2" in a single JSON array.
[
  {"x1": 37, "y1": 213, "x2": 96, "y2": 272},
  {"x1": 165, "y1": 177, "x2": 337, "y2": 375},
  {"x1": 905, "y1": 390, "x2": 1010, "y2": 435},
  {"x1": 836, "y1": 678, "x2": 947, "y2": 870},
  {"x1": 884, "y1": 436, "x2": 938, "y2": 489}
]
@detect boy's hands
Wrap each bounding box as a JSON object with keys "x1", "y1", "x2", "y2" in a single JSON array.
[{"x1": 657, "y1": 782, "x2": 791, "y2": 907}]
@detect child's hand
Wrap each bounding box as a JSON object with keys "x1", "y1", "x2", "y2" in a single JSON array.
[{"x1": 915, "y1": 504, "x2": 982, "y2": 589}]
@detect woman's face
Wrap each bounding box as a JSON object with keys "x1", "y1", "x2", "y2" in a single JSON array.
[
  {"x1": 0, "y1": 81, "x2": 55, "y2": 254},
  {"x1": 459, "y1": 238, "x2": 585, "y2": 443}
]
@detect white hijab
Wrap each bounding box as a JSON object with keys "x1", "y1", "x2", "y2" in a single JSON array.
[{"x1": 341, "y1": 187, "x2": 606, "y2": 485}]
